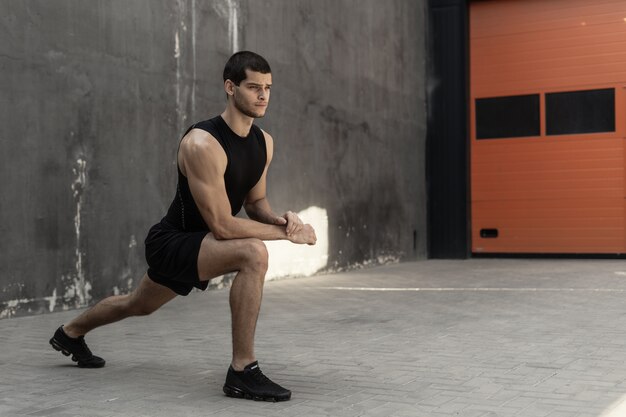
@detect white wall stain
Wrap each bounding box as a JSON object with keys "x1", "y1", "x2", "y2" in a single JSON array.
[
  {"x1": 347, "y1": 254, "x2": 401, "y2": 270},
  {"x1": 174, "y1": 0, "x2": 191, "y2": 133},
  {"x1": 265, "y1": 206, "x2": 329, "y2": 280},
  {"x1": 214, "y1": 0, "x2": 241, "y2": 53},
  {"x1": 174, "y1": 30, "x2": 181, "y2": 59},
  {"x1": 1, "y1": 285, "x2": 84, "y2": 317},
  {"x1": 43, "y1": 288, "x2": 57, "y2": 313},
  {"x1": 228, "y1": 0, "x2": 240, "y2": 53},
  {"x1": 173, "y1": 0, "x2": 199, "y2": 131},
  {"x1": 64, "y1": 157, "x2": 92, "y2": 308},
  {"x1": 0, "y1": 298, "x2": 33, "y2": 319},
  {"x1": 63, "y1": 278, "x2": 92, "y2": 308},
  {"x1": 174, "y1": 29, "x2": 183, "y2": 132},
  {"x1": 120, "y1": 235, "x2": 138, "y2": 292},
  {"x1": 0, "y1": 283, "x2": 59, "y2": 317},
  {"x1": 72, "y1": 158, "x2": 88, "y2": 303}
]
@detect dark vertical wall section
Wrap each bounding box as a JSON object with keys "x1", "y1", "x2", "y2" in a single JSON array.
[
  {"x1": 426, "y1": 0, "x2": 470, "y2": 258},
  {"x1": 0, "y1": 0, "x2": 427, "y2": 318}
]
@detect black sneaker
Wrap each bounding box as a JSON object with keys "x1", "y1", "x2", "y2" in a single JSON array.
[
  {"x1": 49, "y1": 326, "x2": 106, "y2": 368},
  {"x1": 223, "y1": 361, "x2": 291, "y2": 402}
]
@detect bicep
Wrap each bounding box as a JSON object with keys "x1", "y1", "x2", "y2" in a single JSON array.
[{"x1": 182, "y1": 134, "x2": 232, "y2": 228}]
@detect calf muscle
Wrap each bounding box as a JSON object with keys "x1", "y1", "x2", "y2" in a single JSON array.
[{"x1": 63, "y1": 275, "x2": 177, "y2": 338}]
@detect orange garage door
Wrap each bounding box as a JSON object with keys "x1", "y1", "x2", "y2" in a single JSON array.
[{"x1": 471, "y1": 0, "x2": 626, "y2": 254}]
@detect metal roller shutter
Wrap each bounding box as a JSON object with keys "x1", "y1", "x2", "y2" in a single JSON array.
[{"x1": 470, "y1": 0, "x2": 626, "y2": 254}]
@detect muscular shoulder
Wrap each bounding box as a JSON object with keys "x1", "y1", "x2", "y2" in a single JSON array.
[{"x1": 179, "y1": 128, "x2": 227, "y2": 176}]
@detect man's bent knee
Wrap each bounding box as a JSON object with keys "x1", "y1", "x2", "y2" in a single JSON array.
[{"x1": 242, "y1": 239, "x2": 268, "y2": 274}]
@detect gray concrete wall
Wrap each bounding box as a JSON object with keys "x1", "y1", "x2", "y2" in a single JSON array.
[{"x1": 0, "y1": 0, "x2": 427, "y2": 318}]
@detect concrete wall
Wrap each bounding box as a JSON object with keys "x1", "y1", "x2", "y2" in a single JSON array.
[{"x1": 0, "y1": 0, "x2": 427, "y2": 318}]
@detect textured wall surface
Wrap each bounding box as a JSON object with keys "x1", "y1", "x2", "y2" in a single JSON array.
[{"x1": 0, "y1": 0, "x2": 427, "y2": 318}]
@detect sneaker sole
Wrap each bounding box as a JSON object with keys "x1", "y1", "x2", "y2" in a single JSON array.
[
  {"x1": 49, "y1": 338, "x2": 105, "y2": 368},
  {"x1": 49, "y1": 338, "x2": 73, "y2": 358},
  {"x1": 223, "y1": 384, "x2": 291, "y2": 402}
]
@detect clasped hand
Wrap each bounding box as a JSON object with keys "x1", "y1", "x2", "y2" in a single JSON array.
[{"x1": 274, "y1": 211, "x2": 317, "y2": 245}]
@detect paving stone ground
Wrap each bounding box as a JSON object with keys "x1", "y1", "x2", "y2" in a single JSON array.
[{"x1": 2, "y1": 259, "x2": 626, "y2": 417}]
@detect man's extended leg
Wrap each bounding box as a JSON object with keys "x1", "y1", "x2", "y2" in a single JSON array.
[
  {"x1": 63, "y1": 274, "x2": 177, "y2": 337},
  {"x1": 50, "y1": 275, "x2": 177, "y2": 367},
  {"x1": 196, "y1": 234, "x2": 291, "y2": 401}
]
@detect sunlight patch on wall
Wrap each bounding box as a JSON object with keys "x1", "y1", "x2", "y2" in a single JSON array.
[{"x1": 265, "y1": 206, "x2": 328, "y2": 280}]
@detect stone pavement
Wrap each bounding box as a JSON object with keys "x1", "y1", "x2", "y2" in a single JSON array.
[{"x1": 2, "y1": 259, "x2": 626, "y2": 417}]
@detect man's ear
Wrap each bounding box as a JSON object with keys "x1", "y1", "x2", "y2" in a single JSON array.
[{"x1": 224, "y1": 79, "x2": 236, "y2": 97}]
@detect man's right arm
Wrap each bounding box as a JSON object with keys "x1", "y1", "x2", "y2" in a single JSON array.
[{"x1": 180, "y1": 130, "x2": 316, "y2": 245}]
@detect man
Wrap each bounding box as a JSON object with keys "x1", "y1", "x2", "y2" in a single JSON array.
[{"x1": 49, "y1": 51, "x2": 317, "y2": 402}]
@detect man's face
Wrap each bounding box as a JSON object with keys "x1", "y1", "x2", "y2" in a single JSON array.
[{"x1": 231, "y1": 70, "x2": 272, "y2": 118}]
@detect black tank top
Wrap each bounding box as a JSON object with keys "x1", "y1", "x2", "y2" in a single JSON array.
[{"x1": 163, "y1": 116, "x2": 267, "y2": 232}]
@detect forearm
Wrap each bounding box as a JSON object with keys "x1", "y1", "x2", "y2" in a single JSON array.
[
  {"x1": 244, "y1": 198, "x2": 279, "y2": 225},
  {"x1": 214, "y1": 216, "x2": 288, "y2": 241}
]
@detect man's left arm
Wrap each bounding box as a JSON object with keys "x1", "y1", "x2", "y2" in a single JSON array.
[{"x1": 244, "y1": 130, "x2": 304, "y2": 237}]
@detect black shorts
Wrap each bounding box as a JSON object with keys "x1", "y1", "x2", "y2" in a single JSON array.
[{"x1": 144, "y1": 220, "x2": 209, "y2": 296}]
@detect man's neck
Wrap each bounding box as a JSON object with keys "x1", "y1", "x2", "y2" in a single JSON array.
[{"x1": 221, "y1": 107, "x2": 254, "y2": 137}]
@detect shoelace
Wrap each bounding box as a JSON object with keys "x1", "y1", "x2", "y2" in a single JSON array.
[
  {"x1": 76, "y1": 336, "x2": 94, "y2": 357},
  {"x1": 248, "y1": 368, "x2": 272, "y2": 385}
]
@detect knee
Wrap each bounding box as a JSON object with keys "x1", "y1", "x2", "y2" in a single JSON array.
[{"x1": 242, "y1": 239, "x2": 268, "y2": 274}]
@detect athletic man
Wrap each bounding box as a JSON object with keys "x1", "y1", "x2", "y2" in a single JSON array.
[{"x1": 49, "y1": 51, "x2": 317, "y2": 402}]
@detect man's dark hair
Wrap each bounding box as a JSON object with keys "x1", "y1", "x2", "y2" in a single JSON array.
[{"x1": 223, "y1": 51, "x2": 271, "y2": 86}]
